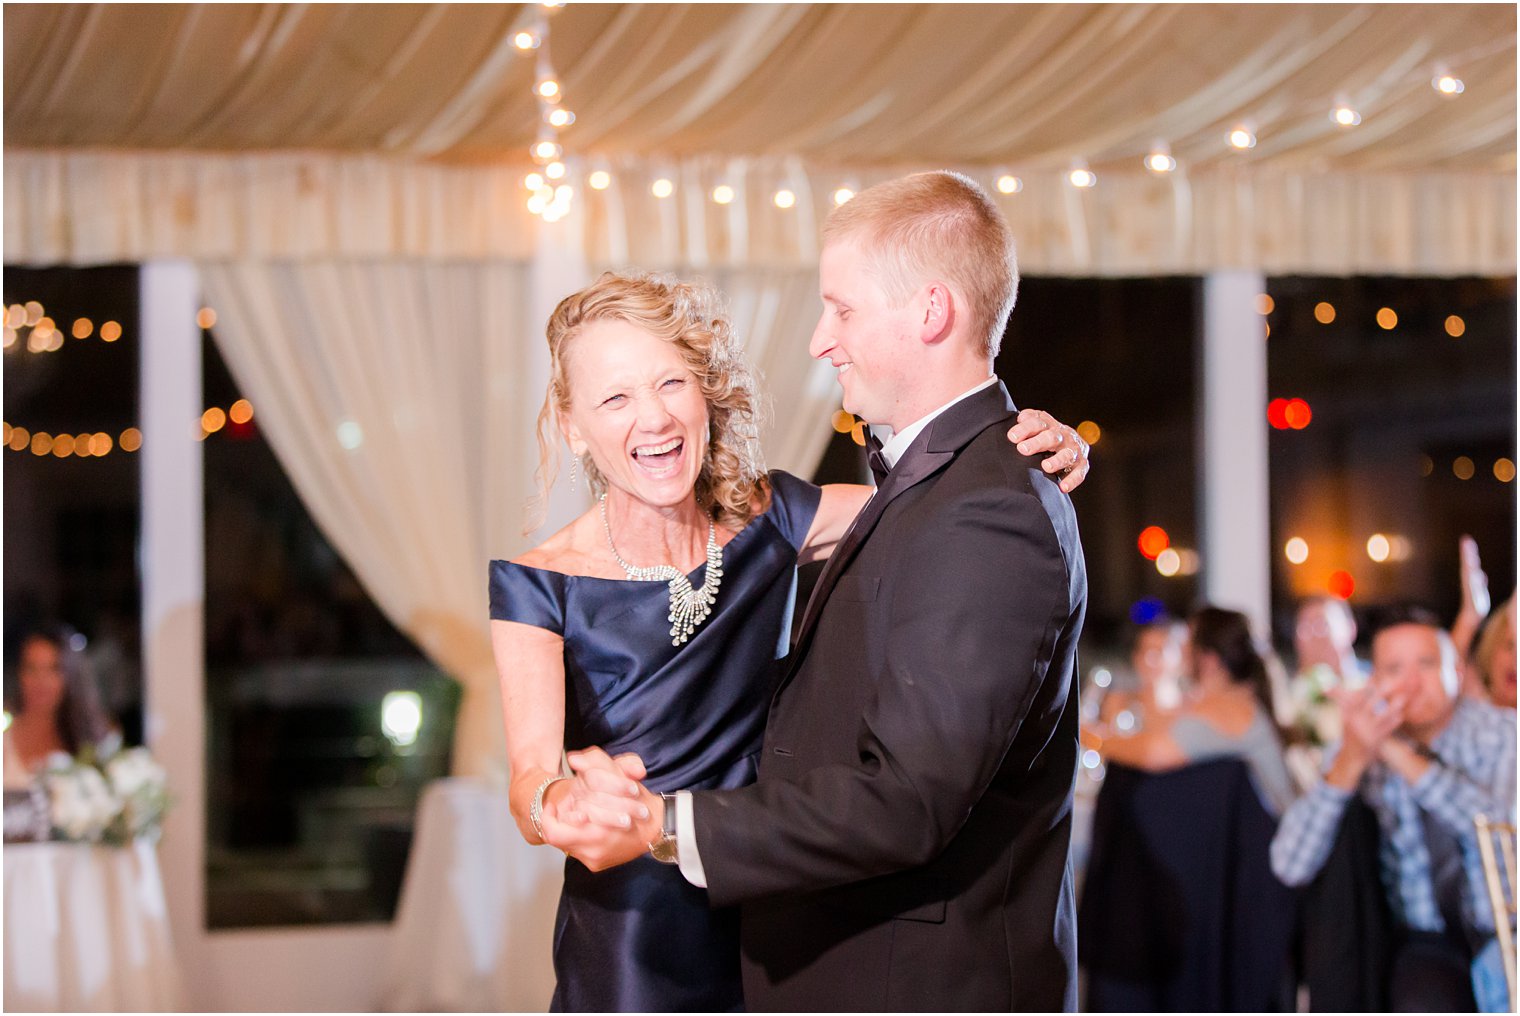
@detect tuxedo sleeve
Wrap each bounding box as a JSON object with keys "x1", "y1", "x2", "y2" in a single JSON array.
[{"x1": 690, "y1": 476, "x2": 1078, "y2": 906}]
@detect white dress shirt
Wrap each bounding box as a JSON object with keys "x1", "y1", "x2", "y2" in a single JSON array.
[{"x1": 672, "y1": 375, "x2": 1000, "y2": 886}]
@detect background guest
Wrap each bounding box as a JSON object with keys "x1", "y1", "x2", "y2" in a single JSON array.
[
  {"x1": 1099, "y1": 619, "x2": 1189, "y2": 729},
  {"x1": 1092, "y1": 606, "x2": 1296, "y2": 815},
  {"x1": 1270, "y1": 605, "x2": 1517, "y2": 1012},
  {"x1": 3, "y1": 626, "x2": 114, "y2": 788},
  {"x1": 1468, "y1": 595, "x2": 1517, "y2": 710}
]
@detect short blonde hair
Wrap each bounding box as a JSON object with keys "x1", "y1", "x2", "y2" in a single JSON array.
[
  {"x1": 823, "y1": 171, "x2": 1019, "y2": 359},
  {"x1": 530, "y1": 271, "x2": 769, "y2": 533}
]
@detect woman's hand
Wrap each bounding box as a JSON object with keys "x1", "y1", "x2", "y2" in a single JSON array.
[{"x1": 1008, "y1": 410, "x2": 1090, "y2": 493}]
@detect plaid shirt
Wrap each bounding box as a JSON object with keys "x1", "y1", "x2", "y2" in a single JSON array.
[{"x1": 1270, "y1": 698, "x2": 1517, "y2": 935}]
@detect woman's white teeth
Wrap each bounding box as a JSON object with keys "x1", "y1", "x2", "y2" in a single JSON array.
[{"x1": 634, "y1": 438, "x2": 682, "y2": 458}]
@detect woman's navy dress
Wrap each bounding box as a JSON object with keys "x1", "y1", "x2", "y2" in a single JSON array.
[{"x1": 489, "y1": 470, "x2": 821, "y2": 1012}]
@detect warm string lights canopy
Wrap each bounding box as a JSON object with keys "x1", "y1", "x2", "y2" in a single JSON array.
[
  {"x1": 517, "y1": 2, "x2": 575, "y2": 222},
  {"x1": 568, "y1": 30, "x2": 1497, "y2": 205}
]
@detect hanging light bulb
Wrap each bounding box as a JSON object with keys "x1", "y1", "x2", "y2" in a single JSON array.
[
  {"x1": 547, "y1": 108, "x2": 576, "y2": 128},
  {"x1": 712, "y1": 184, "x2": 736, "y2": 205},
  {"x1": 588, "y1": 170, "x2": 612, "y2": 191},
  {"x1": 545, "y1": 161, "x2": 567, "y2": 180},
  {"x1": 536, "y1": 78, "x2": 561, "y2": 101},
  {"x1": 1145, "y1": 144, "x2": 1177, "y2": 174},
  {"x1": 1067, "y1": 164, "x2": 1096, "y2": 189},
  {"x1": 531, "y1": 140, "x2": 562, "y2": 163},
  {"x1": 1330, "y1": 103, "x2": 1362, "y2": 127},
  {"x1": 513, "y1": 31, "x2": 540, "y2": 50},
  {"x1": 996, "y1": 174, "x2": 1022, "y2": 194},
  {"x1": 524, "y1": 172, "x2": 546, "y2": 191},
  {"x1": 1432, "y1": 72, "x2": 1465, "y2": 96},
  {"x1": 1228, "y1": 127, "x2": 1257, "y2": 150}
]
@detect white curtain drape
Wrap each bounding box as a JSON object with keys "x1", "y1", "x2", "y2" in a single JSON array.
[{"x1": 198, "y1": 259, "x2": 539, "y2": 779}]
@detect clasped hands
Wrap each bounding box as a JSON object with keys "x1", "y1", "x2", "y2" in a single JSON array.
[
  {"x1": 539, "y1": 748, "x2": 665, "y2": 871},
  {"x1": 1324, "y1": 682, "x2": 1426, "y2": 786}
]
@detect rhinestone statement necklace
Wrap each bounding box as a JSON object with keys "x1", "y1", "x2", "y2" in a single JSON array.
[{"x1": 599, "y1": 495, "x2": 724, "y2": 646}]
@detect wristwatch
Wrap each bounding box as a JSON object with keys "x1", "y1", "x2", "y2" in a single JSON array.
[{"x1": 648, "y1": 792, "x2": 679, "y2": 864}]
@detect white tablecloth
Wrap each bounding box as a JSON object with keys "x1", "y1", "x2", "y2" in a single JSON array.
[
  {"x1": 379, "y1": 778, "x2": 564, "y2": 1012},
  {"x1": 4, "y1": 841, "x2": 184, "y2": 1012}
]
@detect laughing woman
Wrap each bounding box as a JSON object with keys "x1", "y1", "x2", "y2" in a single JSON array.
[{"x1": 488, "y1": 271, "x2": 1089, "y2": 1011}]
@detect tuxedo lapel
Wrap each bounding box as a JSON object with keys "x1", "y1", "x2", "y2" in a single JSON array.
[{"x1": 788, "y1": 382, "x2": 1019, "y2": 673}]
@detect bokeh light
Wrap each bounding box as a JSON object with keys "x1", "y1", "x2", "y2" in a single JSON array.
[{"x1": 1137, "y1": 526, "x2": 1170, "y2": 560}]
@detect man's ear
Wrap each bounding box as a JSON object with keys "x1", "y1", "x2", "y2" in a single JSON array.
[{"x1": 919, "y1": 282, "x2": 955, "y2": 345}]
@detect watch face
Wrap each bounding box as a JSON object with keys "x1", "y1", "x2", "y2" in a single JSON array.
[{"x1": 650, "y1": 835, "x2": 678, "y2": 864}]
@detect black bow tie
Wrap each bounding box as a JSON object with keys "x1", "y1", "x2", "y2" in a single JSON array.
[{"x1": 866, "y1": 431, "x2": 889, "y2": 486}]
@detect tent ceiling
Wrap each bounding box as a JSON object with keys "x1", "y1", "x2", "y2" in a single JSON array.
[{"x1": 5, "y1": 3, "x2": 1514, "y2": 173}]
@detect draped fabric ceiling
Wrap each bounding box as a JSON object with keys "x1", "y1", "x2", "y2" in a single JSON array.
[{"x1": 5, "y1": 3, "x2": 1517, "y2": 273}]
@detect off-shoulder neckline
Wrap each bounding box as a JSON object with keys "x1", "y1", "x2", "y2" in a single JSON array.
[{"x1": 493, "y1": 510, "x2": 771, "y2": 585}]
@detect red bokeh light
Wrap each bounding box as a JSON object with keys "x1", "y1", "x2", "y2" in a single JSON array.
[
  {"x1": 1267, "y1": 398, "x2": 1290, "y2": 430},
  {"x1": 1284, "y1": 398, "x2": 1312, "y2": 430},
  {"x1": 1137, "y1": 526, "x2": 1171, "y2": 560},
  {"x1": 1328, "y1": 570, "x2": 1355, "y2": 600}
]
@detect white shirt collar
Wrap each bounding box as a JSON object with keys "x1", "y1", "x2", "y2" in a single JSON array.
[{"x1": 872, "y1": 376, "x2": 999, "y2": 470}]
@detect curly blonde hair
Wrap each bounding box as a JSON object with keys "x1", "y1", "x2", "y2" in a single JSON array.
[{"x1": 529, "y1": 271, "x2": 769, "y2": 533}]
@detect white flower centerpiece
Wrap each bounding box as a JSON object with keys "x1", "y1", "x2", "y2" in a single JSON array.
[{"x1": 41, "y1": 741, "x2": 171, "y2": 846}]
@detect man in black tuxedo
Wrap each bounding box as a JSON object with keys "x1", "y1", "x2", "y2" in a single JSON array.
[{"x1": 570, "y1": 171, "x2": 1086, "y2": 1011}]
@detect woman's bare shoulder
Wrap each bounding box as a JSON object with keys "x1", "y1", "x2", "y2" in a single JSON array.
[{"x1": 509, "y1": 510, "x2": 609, "y2": 577}]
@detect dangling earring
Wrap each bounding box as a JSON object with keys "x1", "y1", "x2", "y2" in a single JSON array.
[{"x1": 570, "y1": 454, "x2": 579, "y2": 492}]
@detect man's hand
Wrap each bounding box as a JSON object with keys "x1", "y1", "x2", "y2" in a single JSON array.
[
  {"x1": 1325, "y1": 684, "x2": 1406, "y2": 790},
  {"x1": 1008, "y1": 409, "x2": 1090, "y2": 493}
]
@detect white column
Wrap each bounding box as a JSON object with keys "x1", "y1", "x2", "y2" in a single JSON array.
[
  {"x1": 139, "y1": 261, "x2": 207, "y2": 1003},
  {"x1": 1199, "y1": 271, "x2": 1271, "y2": 634}
]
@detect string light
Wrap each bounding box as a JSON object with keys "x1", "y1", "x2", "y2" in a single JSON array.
[
  {"x1": 517, "y1": 7, "x2": 577, "y2": 223},
  {"x1": 712, "y1": 184, "x2": 735, "y2": 205},
  {"x1": 196, "y1": 307, "x2": 217, "y2": 329},
  {"x1": 773, "y1": 188, "x2": 796, "y2": 209},
  {"x1": 100, "y1": 321, "x2": 122, "y2": 342},
  {"x1": 1256, "y1": 294, "x2": 1274, "y2": 315},
  {"x1": 72, "y1": 318, "x2": 93, "y2": 339},
  {"x1": 1314, "y1": 301, "x2": 1336, "y2": 324},
  {"x1": 1376, "y1": 307, "x2": 1397, "y2": 329},
  {"x1": 996, "y1": 175, "x2": 1022, "y2": 194},
  {"x1": 1285, "y1": 537, "x2": 1309, "y2": 564},
  {"x1": 1145, "y1": 145, "x2": 1177, "y2": 174},
  {"x1": 833, "y1": 187, "x2": 854, "y2": 206},
  {"x1": 1433, "y1": 72, "x2": 1464, "y2": 96},
  {"x1": 588, "y1": 170, "x2": 611, "y2": 191},
  {"x1": 1445, "y1": 315, "x2": 1465, "y2": 337},
  {"x1": 1228, "y1": 127, "x2": 1257, "y2": 150},
  {"x1": 1068, "y1": 167, "x2": 1097, "y2": 189},
  {"x1": 651, "y1": 178, "x2": 674, "y2": 198},
  {"x1": 1330, "y1": 104, "x2": 1362, "y2": 127}
]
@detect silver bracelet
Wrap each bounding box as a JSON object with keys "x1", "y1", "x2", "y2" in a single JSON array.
[{"x1": 529, "y1": 775, "x2": 568, "y2": 843}]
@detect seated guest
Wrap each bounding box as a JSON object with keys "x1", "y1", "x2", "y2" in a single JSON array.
[
  {"x1": 1099, "y1": 618, "x2": 1188, "y2": 729},
  {"x1": 3, "y1": 626, "x2": 114, "y2": 787},
  {"x1": 1270, "y1": 606, "x2": 1517, "y2": 1012},
  {"x1": 1467, "y1": 595, "x2": 1516, "y2": 710},
  {"x1": 1093, "y1": 607, "x2": 1296, "y2": 816}
]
